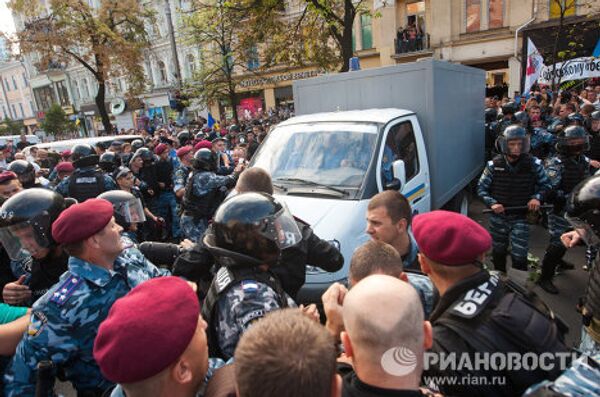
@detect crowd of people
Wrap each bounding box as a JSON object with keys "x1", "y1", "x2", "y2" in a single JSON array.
[{"x1": 0, "y1": 83, "x2": 597, "y2": 397}]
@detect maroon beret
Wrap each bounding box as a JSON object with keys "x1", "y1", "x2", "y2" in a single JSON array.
[
  {"x1": 194, "y1": 140, "x2": 213, "y2": 152},
  {"x1": 412, "y1": 210, "x2": 491, "y2": 266},
  {"x1": 0, "y1": 171, "x2": 17, "y2": 184},
  {"x1": 176, "y1": 145, "x2": 193, "y2": 158},
  {"x1": 51, "y1": 198, "x2": 113, "y2": 244},
  {"x1": 60, "y1": 149, "x2": 72, "y2": 158},
  {"x1": 94, "y1": 276, "x2": 200, "y2": 383},
  {"x1": 55, "y1": 162, "x2": 74, "y2": 173},
  {"x1": 154, "y1": 143, "x2": 168, "y2": 155}
]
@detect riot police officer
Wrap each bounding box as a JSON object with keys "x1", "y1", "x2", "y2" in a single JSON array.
[
  {"x1": 55, "y1": 143, "x2": 116, "y2": 202},
  {"x1": 587, "y1": 111, "x2": 600, "y2": 162},
  {"x1": 540, "y1": 126, "x2": 592, "y2": 294},
  {"x1": 180, "y1": 148, "x2": 240, "y2": 242},
  {"x1": 173, "y1": 146, "x2": 193, "y2": 200},
  {"x1": 98, "y1": 151, "x2": 121, "y2": 174},
  {"x1": 484, "y1": 107, "x2": 498, "y2": 161},
  {"x1": 7, "y1": 160, "x2": 41, "y2": 189},
  {"x1": 478, "y1": 125, "x2": 551, "y2": 272},
  {"x1": 494, "y1": 101, "x2": 517, "y2": 137},
  {"x1": 0, "y1": 189, "x2": 70, "y2": 306},
  {"x1": 177, "y1": 130, "x2": 192, "y2": 147},
  {"x1": 201, "y1": 192, "x2": 298, "y2": 359},
  {"x1": 98, "y1": 190, "x2": 147, "y2": 246}
]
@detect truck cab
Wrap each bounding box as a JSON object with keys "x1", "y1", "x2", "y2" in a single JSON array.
[{"x1": 252, "y1": 109, "x2": 433, "y2": 302}]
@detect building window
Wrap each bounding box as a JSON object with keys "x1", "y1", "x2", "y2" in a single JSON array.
[
  {"x1": 55, "y1": 80, "x2": 70, "y2": 106},
  {"x1": 360, "y1": 14, "x2": 373, "y2": 50},
  {"x1": 4, "y1": 78, "x2": 10, "y2": 92},
  {"x1": 18, "y1": 103, "x2": 24, "y2": 118},
  {"x1": 465, "y1": 0, "x2": 481, "y2": 33},
  {"x1": 246, "y1": 47, "x2": 259, "y2": 71},
  {"x1": 12, "y1": 76, "x2": 17, "y2": 90},
  {"x1": 11, "y1": 104, "x2": 17, "y2": 119},
  {"x1": 82, "y1": 78, "x2": 90, "y2": 98},
  {"x1": 22, "y1": 73, "x2": 28, "y2": 87},
  {"x1": 186, "y1": 54, "x2": 196, "y2": 78},
  {"x1": 72, "y1": 80, "x2": 79, "y2": 100},
  {"x1": 2, "y1": 106, "x2": 8, "y2": 119},
  {"x1": 488, "y1": 0, "x2": 503, "y2": 28},
  {"x1": 34, "y1": 86, "x2": 55, "y2": 111},
  {"x1": 29, "y1": 101, "x2": 35, "y2": 116},
  {"x1": 157, "y1": 61, "x2": 167, "y2": 84},
  {"x1": 549, "y1": 0, "x2": 576, "y2": 19}
]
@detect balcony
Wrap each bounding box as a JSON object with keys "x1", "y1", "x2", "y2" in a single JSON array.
[{"x1": 391, "y1": 33, "x2": 433, "y2": 62}]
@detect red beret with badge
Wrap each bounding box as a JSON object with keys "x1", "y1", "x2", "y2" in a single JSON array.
[
  {"x1": 51, "y1": 198, "x2": 114, "y2": 244},
  {"x1": 55, "y1": 162, "x2": 75, "y2": 173},
  {"x1": 412, "y1": 210, "x2": 491, "y2": 266},
  {"x1": 93, "y1": 276, "x2": 200, "y2": 383}
]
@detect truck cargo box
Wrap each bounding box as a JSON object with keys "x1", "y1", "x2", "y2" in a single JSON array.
[{"x1": 293, "y1": 59, "x2": 485, "y2": 209}]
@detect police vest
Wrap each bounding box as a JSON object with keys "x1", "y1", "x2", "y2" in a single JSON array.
[
  {"x1": 588, "y1": 132, "x2": 600, "y2": 161},
  {"x1": 435, "y1": 273, "x2": 568, "y2": 392},
  {"x1": 559, "y1": 155, "x2": 589, "y2": 193},
  {"x1": 490, "y1": 155, "x2": 536, "y2": 207},
  {"x1": 68, "y1": 170, "x2": 106, "y2": 203},
  {"x1": 182, "y1": 171, "x2": 222, "y2": 218},
  {"x1": 584, "y1": 255, "x2": 600, "y2": 323},
  {"x1": 201, "y1": 266, "x2": 289, "y2": 358}
]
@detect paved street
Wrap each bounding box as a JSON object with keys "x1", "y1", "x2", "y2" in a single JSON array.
[{"x1": 469, "y1": 197, "x2": 588, "y2": 348}]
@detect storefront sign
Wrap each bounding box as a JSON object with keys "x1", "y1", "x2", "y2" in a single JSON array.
[
  {"x1": 539, "y1": 57, "x2": 600, "y2": 84},
  {"x1": 239, "y1": 70, "x2": 324, "y2": 88}
]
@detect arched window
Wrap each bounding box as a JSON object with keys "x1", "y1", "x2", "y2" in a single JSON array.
[{"x1": 185, "y1": 54, "x2": 196, "y2": 79}]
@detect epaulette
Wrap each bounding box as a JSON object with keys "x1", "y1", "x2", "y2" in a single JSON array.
[{"x1": 49, "y1": 276, "x2": 84, "y2": 306}]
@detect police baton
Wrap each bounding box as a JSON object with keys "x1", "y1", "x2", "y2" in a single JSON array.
[
  {"x1": 35, "y1": 360, "x2": 55, "y2": 397},
  {"x1": 482, "y1": 204, "x2": 553, "y2": 214}
]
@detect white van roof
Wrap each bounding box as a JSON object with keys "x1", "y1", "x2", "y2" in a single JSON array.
[
  {"x1": 28, "y1": 135, "x2": 140, "y2": 154},
  {"x1": 278, "y1": 108, "x2": 414, "y2": 126}
]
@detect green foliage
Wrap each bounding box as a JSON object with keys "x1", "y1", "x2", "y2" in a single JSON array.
[
  {"x1": 0, "y1": 117, "x2": 24, "y2": 135},
  {"x1": 40, "y1": 103, "x2": 74, "y2": 136}
]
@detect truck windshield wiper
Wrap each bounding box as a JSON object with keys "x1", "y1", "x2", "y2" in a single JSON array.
[{"x1": 275, "y1": 178, "x2": 348, "y2": 196}]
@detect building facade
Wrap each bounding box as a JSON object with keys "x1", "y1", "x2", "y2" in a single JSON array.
[{"x1": 0, "y1": 61, "x2": 38, "y2": 133}]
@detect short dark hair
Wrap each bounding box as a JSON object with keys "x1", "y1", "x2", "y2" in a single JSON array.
[
  {"x1": 62, "y1": 240, "x2": 85, "y2": 257},
  {"x1": 565, "y1": 103, "x2": 577, "y2": 113},
  {"x1": 349, "y1": 240, "x2": 404, "y2": 283},
  {"x1": 236, "y1": 168, "x2": 273, "y2": 195},
  {"x1": 367, "y1": 190, "x2": 412, "y2": 224},
  {"x1": 234, "y1": 309, "x2": 336, "y2": 397}
]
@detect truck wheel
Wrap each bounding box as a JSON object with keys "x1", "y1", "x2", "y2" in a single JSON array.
[{"x1": 443, "y1": 190, "x2": 470, "y2": 215}]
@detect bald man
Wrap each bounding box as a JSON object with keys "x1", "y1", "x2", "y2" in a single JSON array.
[{"x1": 340, "y1": 274, "x2": 436, "y2": 396}]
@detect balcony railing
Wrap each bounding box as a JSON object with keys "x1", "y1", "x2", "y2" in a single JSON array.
[{"x1": 394, "y1": 33, "x2": 431, "y2": 55}]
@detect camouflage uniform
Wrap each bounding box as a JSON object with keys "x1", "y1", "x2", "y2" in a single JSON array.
[
  {"x1": 215, "y1": 280, "x2": 296, "y2": 360},
  {"x1": 477, "y1": 155, "x2": 551, "y2": 270},
  {"x1": 523, "y1": 353, "x2": 600, "y2": 396},
  {"x1": 173, "y1": 164, "x2": 191, "y2": 195},
  {"x1": 180, "y1": 171, "x2": 235, "y2": 243},
  {"x1": 109, "y1": 357, "x2": 229, "y2": 397},
  {"x1": 545, "y1": 155, "x2": 591, "y2": 246},
  {"x1": 529, "y1": 128, "x2": 556, "y2": 160},
  {"x1": 4, "y1": 246, "x2": 170, "y2": 396},
  {"x1": 406, "y1": 272, "x2": 436, "y2": 320}
]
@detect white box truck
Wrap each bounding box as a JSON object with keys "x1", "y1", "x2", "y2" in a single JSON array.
[{"x1": 250, "y1": 59, "x2": 485, "y2": 301}]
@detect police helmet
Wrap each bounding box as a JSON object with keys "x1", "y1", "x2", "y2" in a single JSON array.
[
  {"x1": 485, "y1": 108, "x2": 498, "y2": 123},
  {"x1": 567, "y1": 112, "x2": 584, "y2": 126},
  {"x1": 99, "y1": 152, "x2": 121, "y2": 173},
  {"x1": 0, "y1": 188, "x2": 71, "y2": 260},
  {"x1": 204, "y1": 192, "x2": 302, "y2": 267},
  {"x1": 498, "y1": 125, "x2": 530, "y2": 156},
  {"x1": 131, "y1": 139, "x2": 144, "y2": 152},
  {"x1": 7, "y1": 160, "x2": 35, "y2": 188},
  {"x1": 192, "y1": 148, "x2": 215, "y2": 172},
  {"x1": 501, "y1": 101, "x2": 517, "y2": 115},
  {"x1": 592, "y1": 111, "x2": 600, "y2": 121},
  {"x1": 194, "y1": 132, "x2": 206, "y2": 141},
  {"x1": 177, "y1": 131, "x2": 191, "y2": 146},
  {"x1": 134, "y1": 147, "x2": 155, "y2": 165},
  {"x1": 556, "y1": 125, "x2": 589, "y2": 156},
  {"x1": 565, "y1": 175, "x2": 600, "y2": 246},
  {"x1": 71, "y1": 143, "x2": 100, "y2": 168},
  {"x1": 514, "y1": 111, "x2": 529, "y2": 126},
  {"x1": 229, "y1": 124, "x2": 240, "y2": 133},
  {"x1": 98, "y1": 190, "x2": 146, "y2": 230}
]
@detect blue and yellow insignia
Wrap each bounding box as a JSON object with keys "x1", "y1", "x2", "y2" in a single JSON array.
[
  {"x1": 27, "y1": 311, "x2": 47, "y2": 337},
  {"x1": 49, "y1": 276, "x2": 83, "y2": 306}
]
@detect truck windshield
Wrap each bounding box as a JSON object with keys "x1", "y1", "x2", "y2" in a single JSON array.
[{"x1": 252, "y1": 122, "x2": 379, "y2": 195}]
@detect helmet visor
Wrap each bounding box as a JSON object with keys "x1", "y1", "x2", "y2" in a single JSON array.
[
  {"x1": 557, "y1": 137, "x2": 590, "y2": 155},
  {"x1": 0, "y1": 220, "x2": 51, "y2": 260},
  {"x1": 260, "y1": 203, "x2": 302, "y2": 250},
  {"x1": 113, "y1": 197, "x2": 146, "y2": 224},
  {"x1": 499, "y1": 136, "x2": 530, "y2": 156},
  {"x1": 565, "y1": 214, "x2": 600, "y2": 247}
]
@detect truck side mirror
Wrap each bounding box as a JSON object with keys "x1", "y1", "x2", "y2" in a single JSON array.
[{"x1": 392, "y1": 159, "x2": 407, "y2": 188}]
